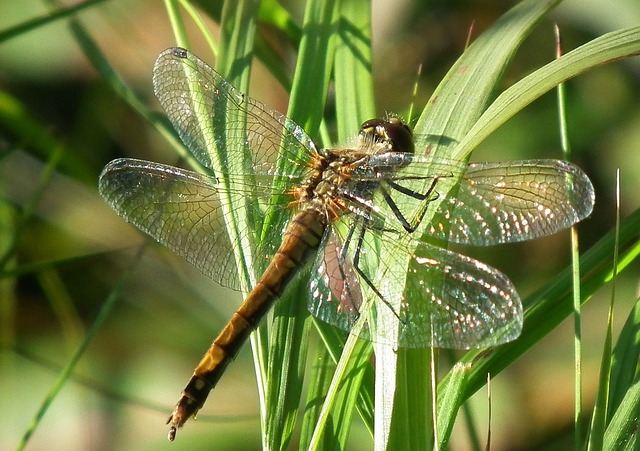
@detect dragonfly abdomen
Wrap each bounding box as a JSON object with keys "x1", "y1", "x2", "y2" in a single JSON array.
[{"x1": 167, "y1": 209, "x2": 327, "y2": 439}]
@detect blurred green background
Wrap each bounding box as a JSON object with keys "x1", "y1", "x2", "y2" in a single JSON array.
[{"x1": 1, "y1": 1, "x2": 639, "y2": 450}]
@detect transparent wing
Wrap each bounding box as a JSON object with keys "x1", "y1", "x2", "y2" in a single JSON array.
[
  {"x1": 152, "y1": 47, "x2": 316, "y2": 180},
  {"x1": 308, "y1": 220, "x2": 522, "y2": 349},
  {"x1": 309, "y1": 229, "x2": 364, "y2": 333},
  {"x1": 98, "y1": 158, "x2": 287, "y2": 291},
  {"x1": 367, "y1": 156, "x2": 594, "y2": 245},
  {"x1": 425, "y1": 159, "x2": 595, "y2": 245}
]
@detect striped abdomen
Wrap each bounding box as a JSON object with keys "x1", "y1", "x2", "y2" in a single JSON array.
[{"x1": 167, "y1": 208, "x2": 326, "y2": 440}]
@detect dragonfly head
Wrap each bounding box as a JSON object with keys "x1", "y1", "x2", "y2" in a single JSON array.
[{"x1": 359, "y1": 117, "x2": 414, "y2": 154}]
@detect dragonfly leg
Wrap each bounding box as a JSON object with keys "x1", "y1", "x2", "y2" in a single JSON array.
[
  {"x1": 381, "y1": 176, "x2": 440, "y2": 233},
  {"x1": 349, "y1": 221, "x2": 405, "y2": 323}
]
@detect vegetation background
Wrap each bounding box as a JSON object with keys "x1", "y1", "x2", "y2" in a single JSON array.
[{"x1": 1, "y1": 0, "x2": 639, "y2": 450}]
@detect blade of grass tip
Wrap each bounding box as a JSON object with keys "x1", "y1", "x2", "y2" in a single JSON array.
[
  {"x1": 16, "y1": 247, "x2": 144, "y2": 451},
  {"x1": 406, "y1": 64, "x2": 423, "y2": 125},
  {"x1": 436, "y1": 362, "x2": 470, "y2": 449},
  {"x1": 554, "y1": 24, "x2": 584, "y2": 450},
  {"x1": 587, "y1": 171, "x2": 621, "y2": 451}
]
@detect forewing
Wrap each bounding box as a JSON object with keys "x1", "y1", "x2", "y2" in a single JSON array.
[
  {"x1": 351, "y1": 153, "x2": 466, "y2": 234},
  {"x1": 99, "y1": 158, "x2": 266, "y2": 291},
  {"x1": 426, "y1": 159, "x2": 595, "y2": 245},
  {"x1": 152, "y1": 47, "x2": 315, "y2": 182}
]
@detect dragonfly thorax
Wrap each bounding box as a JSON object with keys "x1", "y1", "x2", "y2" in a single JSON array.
[
  {"x1": 292, "y1": 117, "x2": 415, "y2": 223},
  {"x1": 292, "y1": 150, "x2": 361, "y2": 222}
]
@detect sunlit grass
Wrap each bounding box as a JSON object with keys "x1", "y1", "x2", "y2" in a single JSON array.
[{"x1": 1, "y1": 1, "x2": 639, "y2": 450}]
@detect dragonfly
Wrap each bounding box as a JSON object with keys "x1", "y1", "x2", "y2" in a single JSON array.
[{"x1": 98, "y1": 47, "x2": 595, "y2": 440}]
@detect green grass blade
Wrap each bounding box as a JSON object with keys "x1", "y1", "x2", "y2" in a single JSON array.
[
  {"x1": 300, "y1": 342, "x2": 338, "y2": 448},
  {"x1": 608, "y1": 299, "x2": 640, "y2": 422},
  {"x1": 602, "y1": 299, "x2": 640, "y2": 451},
  {"x1": 603, "y1": 378, "x2": 640, "y2": 451},
  {"x1": 297, "y1": 2, "x2": 376, "y2": 449},
  {"x1": 587, "y1": 174, "x2": 621, "y2": 451},
  {"x1": 399, "y1": 1, "x2": 564, "y2": 448},
  {"x1": 16, "y1": 249, "x2": 142, "y2": 451},
  {"x1": 302, "y1": 320, "x2": 375, "y2": 439},
  {"x1": 437, "y1": 361, "x2": 472, "y2": 447},
  {"x1": 456, "y1": 25, "x2": 640, "y2": 161},
  {"x1": 555, "y1": 25, "x2": 585, "y2": 449},
  {"x1": 384, "y1": 348, "x2": 435, "y2": 450},
  {"x1": 0, "y1": 0, "x2": 107, "y2": 43},
  {"x1": 304, "y1": 333, "x2": 372, "y2": 449},
  {"x1": 263, "y1": 0, "x2": 340, "y2": 448},
  {"x1": 216, "y1": 0, "x2": 260, "y2": 85},
  {"x1": 333, "y1": 0, "x2": 375, "y2": 143},
  {"x1": 414, "y1": 0, "x2": 563, "y2": 156},
  {"x1": 285, "y1": 0, "x2": 339, "y2": 136}
]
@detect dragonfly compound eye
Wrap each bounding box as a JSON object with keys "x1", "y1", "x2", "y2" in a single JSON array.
[{"x1": 359, "y1": 117, "x2": 414, "y2": 154}]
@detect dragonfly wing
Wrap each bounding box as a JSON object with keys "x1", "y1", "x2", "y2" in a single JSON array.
[
  {"x1": 427, "y1": 159, "x2": 595, "y2": 245},
  {"x1": 395, "y1": 239, "x2": 522, "y2": 349},
  {"x1": 98, "y1": 158, "x2": 267, "y2": 291},
  {"x1": 352, "y1": 154, "x2": 466, "y2": 235},
  {"x1": 308, "y1": 216, "x2": 521, "y2": 349},
  {"x1": 308, "y1": 228, "x2": 365, "y2": 334},
  {"x1": 152, "y1": 47, "x2": 315, "y2": 181}
]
